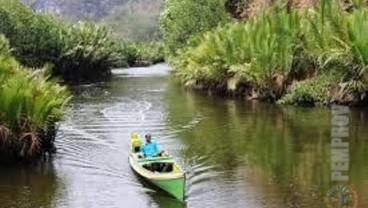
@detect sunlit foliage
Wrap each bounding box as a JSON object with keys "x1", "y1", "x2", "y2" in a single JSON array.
[
  {"x1": 170, "y1": 0, "x2": 368, "y2": 105},
  {"x1": 0, "y1": 36, "x2": 70, "y2": 159}
]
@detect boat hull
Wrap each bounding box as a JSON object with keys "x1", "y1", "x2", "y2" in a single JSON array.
[
  {"x1": 150, "y1": 176, "x2": 185, "y2": 201},
  {"x1": 129, "y1": 154, "x2": 185, "y2": 201}
]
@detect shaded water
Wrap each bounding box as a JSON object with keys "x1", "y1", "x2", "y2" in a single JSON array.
[{"x1": 1, "y1": 64, "x2": 368, "y2": 208}]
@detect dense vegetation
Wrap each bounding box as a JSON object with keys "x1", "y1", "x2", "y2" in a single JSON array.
[
  {"x1": 0, "y1": 0, "x2": 164, "y2": 82},
  {"x1": 0, "y1": 0, "x2": 164, "y2": 160},
  {"x1": 0, "y1": 35, "x2": 69, "y2": 159},
  {"x1": 160, "y1": 0, "x2": 231, "y2": 56},
  {"x1": 117, "y1": 41, "x2": 164, "y2": 67},
  {"x1": 162, "y1": 0, "x2": 368, "y2": 106}
]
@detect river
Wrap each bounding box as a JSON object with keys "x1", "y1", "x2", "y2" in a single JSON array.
[{"x1": 0, "y1": 64, "x2": 367, "y2": 208}]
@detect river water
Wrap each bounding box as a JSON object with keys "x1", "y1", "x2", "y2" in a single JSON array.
[{"x1": 0, "y1": 64, "x2": 368, "y2": 208}]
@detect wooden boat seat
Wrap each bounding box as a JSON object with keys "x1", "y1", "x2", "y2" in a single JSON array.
[
  {"x1": 143, "y1": 162, "x2": 174, "y2": 173},
  {"x1": 134, "y1": 146, "x2": 140, "y2": 153}
]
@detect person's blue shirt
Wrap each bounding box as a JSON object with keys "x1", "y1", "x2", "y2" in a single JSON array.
[{"x1": 140, "y1": 140, "x2": 159, "y2": 157}]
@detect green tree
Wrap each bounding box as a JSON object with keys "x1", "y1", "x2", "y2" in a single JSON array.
[{"x1": 160, "y1": 0, "x2": 230, "y2": 56}]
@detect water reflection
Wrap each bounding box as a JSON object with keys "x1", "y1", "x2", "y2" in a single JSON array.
[
  {"x1": 146, "y1": 192, "x2": 187, "y2": 208},
  {"x1": 165, "y1": 79, "x2": 368, "y2": 207},
  {"x1": 2, "y1": 64, "x2": 367, "y2": 207},
  {"x1": 0, "y1": 160, "x2": 61, "y2": 208}
]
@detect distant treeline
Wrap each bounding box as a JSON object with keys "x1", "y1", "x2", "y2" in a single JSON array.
[
  {"x1": 22, "y1": 0, "x2": 163, "y2": 41},
  {"x1": 100, "y1": 0, "x2": 163, "y2": 41}
]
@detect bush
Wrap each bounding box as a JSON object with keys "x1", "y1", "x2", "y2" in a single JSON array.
[
  {"x1": 278, "y1": 73, "x2": 335, "y2": 106},
  {"x1": 170, "y1": 1, "x2": 368, "y2": 105},
  {"x1": 0, "y1": 1, "x2": 121, "y2": 82},
  {"x1": 54, "y1": 22, "x2": 119, "y2": 81},
  {"x1": 0, "y1": 34, "x2": 10, "y2": 56},
  {"x1": 116, "y1": 41, "x2": 164, "y2": 67},
  {"x1": 174, "y1": 6, "x2": 304, "y2": 86},
  {"x1": 0, "y1": 36, "x2": 70, "y2": 158},
  {"x1": 0, "y1": 0, "x2": 62, "y2": 67},
  {"x1": 160, "y1": 0, "x2": 230, "y2": 56}
]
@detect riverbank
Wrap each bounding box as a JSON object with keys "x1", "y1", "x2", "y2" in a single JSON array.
[
  {"x1": 163, "y1": 0, "x2": 368, "y2": 106},
  {"x1": 185, "y1": 77, "x2": 368, "y2": 107}
]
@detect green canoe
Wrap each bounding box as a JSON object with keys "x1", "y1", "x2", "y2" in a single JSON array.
[{"x1": 129, "y1": 134, "x2": 186, "y2": 201}]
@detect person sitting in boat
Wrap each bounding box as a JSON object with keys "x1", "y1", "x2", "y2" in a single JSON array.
[{"x1": 140, "y1": 133, "x2": 161, "y2": 158}]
